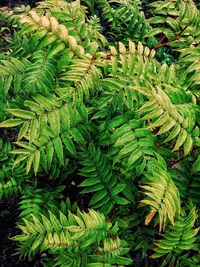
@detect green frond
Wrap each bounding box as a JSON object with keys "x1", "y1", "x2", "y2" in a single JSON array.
[
  {"x1": 172, "y1": 163, "x2": 200, "y2": 204},
  {"x1": 137, "y1": 85, "x2": 196, "y2": 156},
  {"x1": 18, "y1": 185, "x2": 64, "y2": 220},
  {"x1": 98, "y1": 237, "x2": 133, "y2": 265},
  {"x1": 110, "y1": 118, "x2": 156, "y2": 175},
  {"x1": 22, "y1": 50, "x2": 57, "y2": 94},
  {"x1": 0, "y1": 96, "x2": 90, "y2": 174},
  {"x1": 0, "y1": 139, "x2": 31, "y2": 200},
  {"x1": 97, "y1": 0, "x2": 150, "y2": 42},
  {"x1": 0, "y1": 139, "x2": 11, "y2": 162},
  {"x1": 0, "y1": 57, "x2": 30, "y2": 96},
  {"x1": 79, "y1": 143, "x2": 129, "y2": 214},
  {"x1": 151, "y1": 207, "x2": 199, "y2": 258},
  {"x1": 13, "y1": 206, "x2": 132, "y2": 265},
  {"x1": 0, "y1": 178, "x2": 21, "y2": 200},
  {"x1": 13, "y1": 209, "x2": 111, "y2": 255},
  {"x1": 59, "y1": 57, "x2": 102, "y2": 101},
  {"x1": 177, "y1": 46, "x2": 200, "y2": 94},
  {"x1": 147, "y1": 0, "x2": 200, "y2": 48},
  {"x1": 0, "y1": 9, "x2": 18, "y2": 28}
]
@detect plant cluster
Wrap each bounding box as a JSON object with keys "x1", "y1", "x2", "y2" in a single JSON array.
[{"x1": 0, "y1": 0, "x2": 199, "y2": 266}]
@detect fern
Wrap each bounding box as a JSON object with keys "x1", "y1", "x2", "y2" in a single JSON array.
[
  {"x1": 177, "y1": 46, "x2": 200, "y2": 94},
  {"x1": 97, "y1": 0, "x2": 150, "y2": 43},
  {"x1": 79, "y1": 143, "x2": 129, "y2": 214},
  {"x1": 151, "y1": 206, "x2": 199, "y2": 258},
  {"x1": 12, "y1": 208, "x2": 132, "y2": 265},
  {"x1": 0, "y1": 138, "x2": 30, "y2": 200},
  {"x1": 147, "y1": 0, "x2": 200, "y2": 48},
  {"x1": 59, "y1": 57, "x2": 102, "y2": 101},
  {"x1": 22, "y1": 50, "x2": 57, "y2": 94},
  {"x1": 140, "y1": 156, "x2": 180, "y2": 232},
  {"x1": 19, "y1": 11, "x2": 84, "y2": 56},
  {"x1": 110, "y1": 117, "x2": 156, "y2": 175},
  {"x1": 136, "y1": 84, "x2": 196, "y2": 156},
  {"x1": 0, "y1": 1, "x2": 199, "y2": 266},
  {"x1": 0, "y1": 57, "x2": 30, "y2": 96},
  {"x1": 18, "y1": 185, "x2": 64, "y2": 220},
  {"x1": 0, "y1": 95, "x2": 88, "y2": 174}
]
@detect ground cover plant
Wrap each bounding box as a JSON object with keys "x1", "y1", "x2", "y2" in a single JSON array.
[{"x1": 0, "y1": 0, "x2": 199, "y2": 266}]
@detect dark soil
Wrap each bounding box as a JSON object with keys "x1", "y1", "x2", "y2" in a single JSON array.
[
  {"x1": 0, "y1": 0, "x2": 37, "y2": 8},
  {"x1": 0, "y1": 198, "x2": 42, "y2": 267}
]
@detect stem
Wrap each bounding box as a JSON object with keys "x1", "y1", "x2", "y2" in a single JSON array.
[
  {"x1": 170, "y1": 156, "x2": 187, "y2": 166},
  {"x1": 170, "y1": 146, "x2": 200, "y2": 166},
  {"x1": 153, "y1": 25, "x2": 188, "y2": 50}
]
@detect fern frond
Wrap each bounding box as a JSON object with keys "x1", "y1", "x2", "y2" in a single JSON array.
[
  {"x1": 0, "y1": 57, "x2": 30, "y2": 96},
  {"x1": 59, "y1": 56, "x2": 102, "y2": 101},
  {"x1": 0, "y1": 178, "x2": 21, "y2": 200},
  {"x1": 19, "y1": 11, "x2": 85, "y2": 56},
  {"x1": 79, "y1": 143, "x2": 129, "y2": 214},
  {"x1": 102, "y1": 40, "x2": 156, "y2": 77},
  {"x1": 0, "y1": 140, "x2": 31, "y2": 200},
  {"x1": 12, "y1": 209, "x2": 111, "y2": 256},
  {"x1": 0, "y1": 9, "x2": 18, "y2": 28},
  {"x1": 98, "y1": 237, "x2": 133, "y2": 265},
  {"x1": 151, "y1": 207, "x2": 199, "y2": 258},
  {"x1": 0, "y1": 139, "x2": 11, "y2": 162},
  {"x1": 13, "y1": 206, "x2": 132, "y2": 264},
  {"x1": 18, "y1": 185, "x2": 64, "y2": 220},
  {"x1": 0, "y1": 95, "x2": 89, "y2": 174},
  {"x1": 97, "y1": 0, "x2": 150, "y2": 42},
  {"x1": 22, "y1": 50, "x2": 56, "y2": 94},
  {"x1": 140, "y1": 157, "x2": 180, "y2": 232},
  {"x1": 177, "y1": 46, "x2": 200, "y2": 94},
  {"x1": 147, "y1": 0, "x2": 200, "y2": 48},
  {"x1": 110, "y1": 117, "x2": 156, "y2": 175},
  {"x1": 172, "y1": 163, "x2": 200, "y2": 204},
  {"x1": 136, "y1": 85, "x2": 196, "y2": 156}
]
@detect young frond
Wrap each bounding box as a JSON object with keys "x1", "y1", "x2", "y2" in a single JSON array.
[{"x1": 19, "y1": 11, "x2": 85, "y2": 56}]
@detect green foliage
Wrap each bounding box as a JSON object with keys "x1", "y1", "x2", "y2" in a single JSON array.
[
  {"x1": 140, "y1": 156, "x2": 180, "y2": 232},
  {"x1": 97, "y1": 0, "x2": 151, "y2": 43},
  {"x1": 146, "y1": 0, "x2": 200, "y2": 48},
  {"x1": 0, "y1": 138, "x2": 31, "y2": 200},
  {"x1": 12, "y1": 208, "x2": 132, "y2": 266},
  {"x1": 0, "y1": 0, "x2": 199, "y2": 266},
  {"x1": 151, "y1": 206, "x2": 199, "y2": 259},
  {"x1": 79, "y1": 143, "x2": 129, "y2": 213},
  {"x1": 0, "y1": 56, "x2": 30, "y2": 96}
]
